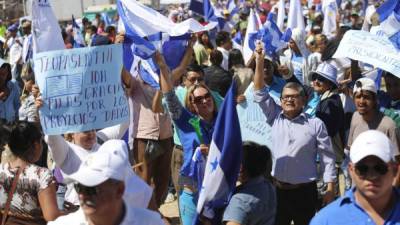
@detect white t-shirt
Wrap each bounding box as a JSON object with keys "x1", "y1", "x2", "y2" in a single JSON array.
[
  {"x1": 48, "y1": 201, "x2": 164, "y2": 225},
  {"x1": 217, "y1": 46, "x2": 230, "y2": 71},
  {"x1": 45, "y1": 122, "x2": 152, "y2": 208}
]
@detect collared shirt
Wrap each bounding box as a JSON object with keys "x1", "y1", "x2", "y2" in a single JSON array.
[
  {"x1": 223, "y1": 176, "x2": 277, "y2": 225},
  {"x1": 254, "y1": 87, "x2": 336, "y2": 184},
  {"x1": 48, "y1": 201, "x2": 165, "y2": 225},
  {"x1": 129, "y1": 76, "x2": 173, "y2": 140},
  {"x1": 217, "y1": 46, "x2": 230, "y2": 71},
  {"x1": 0, "y1": 80, "x2": 21, "y2": 122},
  {"x1": 310, "y1": 188, "x2": 400, "y2": 225}
]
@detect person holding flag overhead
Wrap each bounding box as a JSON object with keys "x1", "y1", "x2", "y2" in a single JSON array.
[
  {"x1": 253, "y1": 42, "x2": 336, "y2": 225},
  {"x1": 156, "y1": 50, "x2": 219, "y2": 225}
]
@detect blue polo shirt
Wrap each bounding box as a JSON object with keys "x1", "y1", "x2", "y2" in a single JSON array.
[{"x1": 310, "y1": 188, "x2": 400, "y2": 225}]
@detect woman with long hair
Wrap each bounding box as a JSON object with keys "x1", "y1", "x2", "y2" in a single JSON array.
[{"x1": 156, "y1": 52, "x2": 218, "y2": 225}]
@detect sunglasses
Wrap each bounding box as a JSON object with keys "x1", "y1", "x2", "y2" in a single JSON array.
[
  {"x1": 74, "y1": 183, "x2": 99, "y2": 196},
  {"x1": 187, "y1": 76, "x2": 204, "y2": 83},
  {"x1": 192, "y1": 92, "x2": 212, "y2": 104},
  {"x1": 312, "y1": 74, "x2": 328, "y2": 83},
  {"x1": 355, "y1": 163, "x2": 389, "y2": 178}
]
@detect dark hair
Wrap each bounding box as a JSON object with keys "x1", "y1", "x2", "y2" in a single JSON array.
[
  {"x1": 89, "y1": 25, "x2": 97, "y2": 33},
  {"x1": 209, "y1": 50, "x2": 223, "y2": 66},
  {"x1": 0, "y1": 121, "x2": 42, "y2": 161},
  {"x1": 242, "y1": 141, "x2": 271, "y2": 178},
  {"x1": 199, "y1": 32, "x2": 214, "y2": 50},
  {"x1": 228, "y1": 49, "x2": 244, "y2": 70},
  {"x1": 105, "y1": 26, "x2": 115, "y2": 34},
  {"x1": 282, "y1": 82, "x2": 306, "y2": 97},
  {"x1": 384, "y1": 71, "x2": 399, "y2": 80},
  {"x1": 215, "y1": 31, "x2": 230, "y2": 47},
  {"x1": 186, "y1": 64, "x2": 204, "y2": 76},
  {"x1": 1, "y1": 63, "x2": 12, "y2": 83}
]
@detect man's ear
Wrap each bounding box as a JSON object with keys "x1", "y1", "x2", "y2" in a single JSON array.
[{"x1": 116, "y1": 182, "x2": 125, "y2": 198}]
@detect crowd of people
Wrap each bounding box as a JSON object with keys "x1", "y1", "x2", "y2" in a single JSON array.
[{"x1": 0, "y1": 0, "x2": 400, "y2": 224}]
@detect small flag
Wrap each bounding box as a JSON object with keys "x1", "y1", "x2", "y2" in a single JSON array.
[{"x1": 72, "y1": 15, "x2": 86, "y2": 48}]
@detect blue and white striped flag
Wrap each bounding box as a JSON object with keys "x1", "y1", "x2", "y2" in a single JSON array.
[
  {"x1": 243, "y1": 9, "x2": 262, "y2": 64},
  {"x1": 101, "y1": 12, "x2": 113, "y2": 27},
  {"x1": 72, "y1": 15, "x2": 86, "y2": 48},
  {"x1": 374, "y1": 0, "x2": 400, "y2": 50},
  {"x1": 194, "y1": 81, "x2": 242, "y2": 225}
]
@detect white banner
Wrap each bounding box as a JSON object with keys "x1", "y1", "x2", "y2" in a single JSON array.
[{"x1": 333, "y1": 30, "x2": 400, "y2": 77}]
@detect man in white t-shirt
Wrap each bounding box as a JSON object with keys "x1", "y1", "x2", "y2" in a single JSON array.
[{"x1": 48, "y1": 140, "x2": 164, "y2": 225}]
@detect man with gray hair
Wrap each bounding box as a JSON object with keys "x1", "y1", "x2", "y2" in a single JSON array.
[{"x1": 253, "y1": 43, "x2": 336, "y2": 225}]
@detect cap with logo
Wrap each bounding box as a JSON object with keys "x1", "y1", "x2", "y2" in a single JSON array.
[{"x1": 350, "y1": 130, "x2": 395, "y2": 163}]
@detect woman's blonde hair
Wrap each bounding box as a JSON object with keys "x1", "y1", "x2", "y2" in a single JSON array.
[{"x1": 184, "y1": 83, "x2": 217, "y2": 115}]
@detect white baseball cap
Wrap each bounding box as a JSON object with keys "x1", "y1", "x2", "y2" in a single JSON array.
[
  {"x1": 350, "y1": 130, "x2": 395, "y2": 163},
  {"x1": 353, "y1": 77, "x2": 377, "y2": 94},
  {"x1": 311, "y1": 62, "x2": 338, "y2": 86},
  {"x1": 67, "y1": 140, "x2": 128, "y2": 186}
]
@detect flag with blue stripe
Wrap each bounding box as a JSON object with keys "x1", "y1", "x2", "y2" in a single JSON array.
[
  {"x1": 190, "y1": 0, "x2": 225, "y2": 29},
  {"x1": 101, "y1": 12, "x2": 113, "y2": 27},
  {"x1": 375, "y1": 0, "x2": 400, "y2": 50},
  {"x1": 72, "y1": 15, "x2": 86, "y2": 48},
  {"x1": 193, "y1": 81, "x2": 243, "y2": 225}
]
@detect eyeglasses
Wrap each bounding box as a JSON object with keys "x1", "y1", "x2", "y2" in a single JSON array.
[
  {"x1": 281, "y1": 94, "x2": 302, "y2": 101},
  {"x1": 74, "y1": 183, "x2": 99, "y2": 196},
  {"x1": 187, "y1": 76, "x2": 204, "y2": 83},
  {"x1": 355, "y1": 163, "x2": 389, "y2": 178},
  {"x1": 192, "y1": 92, "x2": 212, "y2": 104}
]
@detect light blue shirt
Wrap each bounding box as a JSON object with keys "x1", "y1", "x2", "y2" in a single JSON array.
[
  {"x1": 0, "y1": 80, "x2": 21, "y2": 122},
  {"x1": 223, "y1": 176, "x2": 276, "y2": 225},
  {"x1": 254, "y1": 87, "x2": 336, "y2": 184},
  {"x1": 310, "y1": 188, "x2": 400, "y2": 225}
]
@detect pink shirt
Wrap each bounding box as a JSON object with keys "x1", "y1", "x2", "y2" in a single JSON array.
[{"x1": 129, "y1": 77, "x2": 172, "y2": 140}]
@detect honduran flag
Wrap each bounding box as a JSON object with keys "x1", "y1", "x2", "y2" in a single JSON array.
[
  {"x1": 72, "y1": 15, "x2": 86, "y2": 48},
  {"x1": 193, "y1": 81, "x2": 243, "y2": 225},
  {"x1": 374, "y1": 0, "x2": 400, "y2": 50}
]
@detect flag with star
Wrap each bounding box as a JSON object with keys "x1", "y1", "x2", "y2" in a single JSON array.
[{"x1": 193, "y1": 81, "x2": 242, "y2": 224}]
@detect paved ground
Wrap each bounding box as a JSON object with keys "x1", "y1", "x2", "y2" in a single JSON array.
[{"x1": 160, "y1": 198, "x2": 180, "y2": 225}]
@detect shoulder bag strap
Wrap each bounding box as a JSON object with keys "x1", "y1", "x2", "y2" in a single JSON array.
[{"x1": 1, "y1": 166, "x2": 24, "y2": 225}]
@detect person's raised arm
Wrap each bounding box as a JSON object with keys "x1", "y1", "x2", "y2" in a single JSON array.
[
  {"x1": 171, "y1": 36, "x2": 195, "y2": 84},
  {"x1": 151, "y1": 90, "x2": 164, "y2": 113},
  {"x1": 254, "y1": 42, "x2": 266, "y2": 91},
  {"x1": 154, "y1": 51, "x2": 173, "y2": 93}
]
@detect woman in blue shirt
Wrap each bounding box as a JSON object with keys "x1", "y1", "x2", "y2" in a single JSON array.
[
  {"x1": 0, "y1": 61, "x2": 21, "y2": 122},
  {"x1": 156, "y1": 52, "x2": 218, "y2": 225}
]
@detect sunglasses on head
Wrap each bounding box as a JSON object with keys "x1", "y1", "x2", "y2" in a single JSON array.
[
  {"x1": 74, "y1": 183, "x2": 98, "y2": 196},
  {"x1": 192, "y1": 92, "x2": 211, "y2": 104},
  {"x1": 355, "y1": 162, "x2": 389, "y2": 178}
]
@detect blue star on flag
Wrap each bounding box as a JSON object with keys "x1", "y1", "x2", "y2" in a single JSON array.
[{"x1": 210, "y1": 157, "x2": 218, "y2": 172}]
